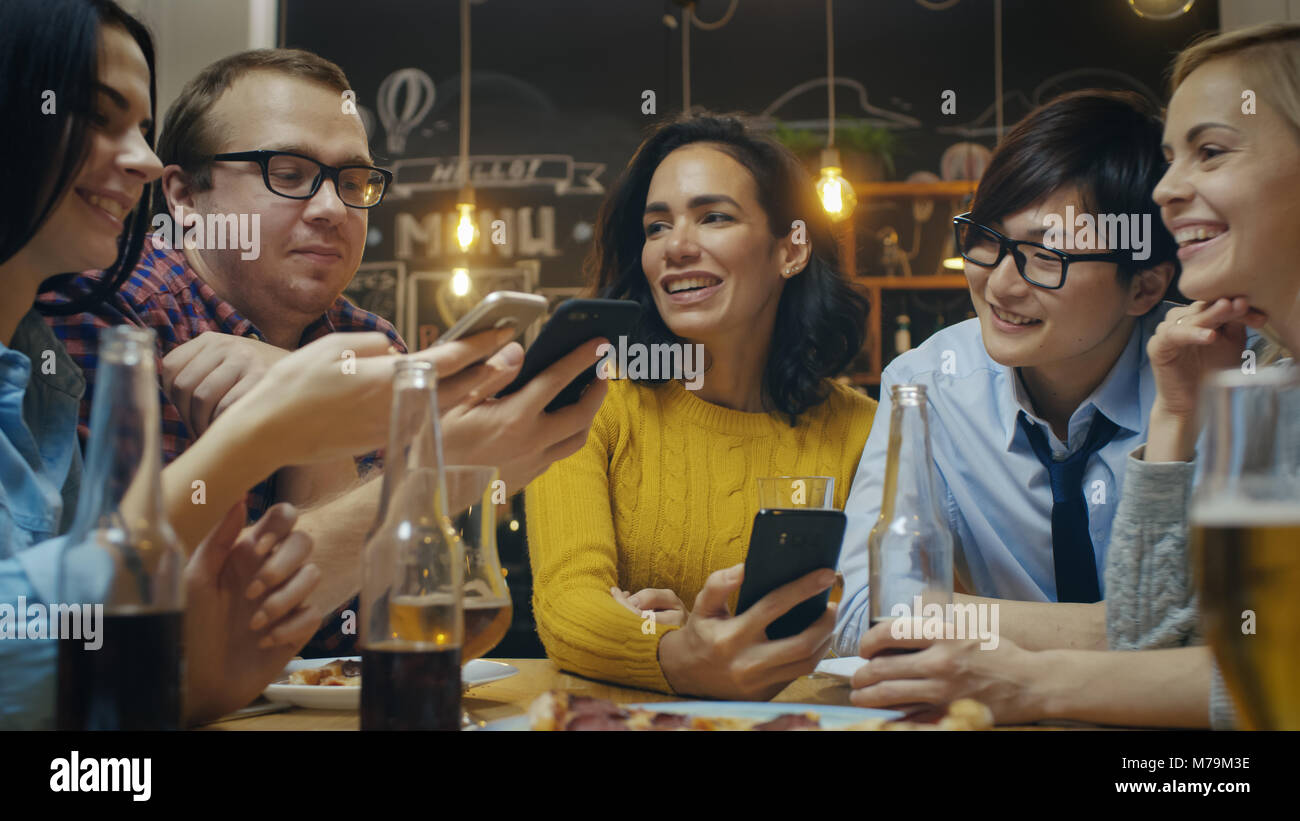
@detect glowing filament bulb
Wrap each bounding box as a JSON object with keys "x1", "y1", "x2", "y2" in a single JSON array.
[
  {"x1": 451, "y1": 267, "x2": 471, "y2": 297},
  {"x1": 816, "y1": 165, "x2": 856, "y2": 221},
  {"x1": 456, "y1": 202, "x2": 477, "y2": 252}
]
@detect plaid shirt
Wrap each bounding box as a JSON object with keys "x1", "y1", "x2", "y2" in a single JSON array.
[{"x1": 40, "y1": 236, "x2": 404, "y2": 656}]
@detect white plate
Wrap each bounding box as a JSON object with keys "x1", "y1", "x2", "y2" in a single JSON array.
[
  {"x1": 261, "y1": 657, "x2": 519, "y2": 711},
  {"x1": 482, "y1": 700, "x2": 902, "y2": 731}
]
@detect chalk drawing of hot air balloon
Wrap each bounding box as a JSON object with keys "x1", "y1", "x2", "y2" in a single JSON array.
[{"x1": 377, "y1": 68, "x2": 435, "y2": 156}]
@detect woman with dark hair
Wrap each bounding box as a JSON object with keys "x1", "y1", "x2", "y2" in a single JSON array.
[
  {"x1": 0, "y1": 0, "x2": 513, "y2": 728},
  {"x1": 526, "y1": 113, "x2": 876, "y2": 699}
]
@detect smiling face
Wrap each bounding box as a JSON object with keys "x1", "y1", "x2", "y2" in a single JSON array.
[
  {"x1": 1155, "y1": 57, "x2": 1300, "y2": 316},
  {"x1": 640, "y1": 144, "x2": 805, "y2": 348},
  {"x1": 26, "y1": 24, "x2": 161, "y2": 275},
  {"x1": 173, "y1": 70, "x2": 370, "y2": 337},
  {"x1": 966, "y1": 187, "x2": 1162, "y2": 375}
]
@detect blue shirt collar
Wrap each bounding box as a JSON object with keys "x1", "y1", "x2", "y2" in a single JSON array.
[{"x1": 997, "y1": 306, "x2": 1162, "y2": 452}]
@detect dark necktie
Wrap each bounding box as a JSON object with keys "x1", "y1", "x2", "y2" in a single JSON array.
[{"x1": 1017, "y1": 410, "x2": 1119, "y2": 603}]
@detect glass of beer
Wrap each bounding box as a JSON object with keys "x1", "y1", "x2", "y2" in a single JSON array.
[
  {"x1": 1191, "y1": 368, "x2": 1300, "y2": 730},
  {"x1": 446, "y1": 466, "x2": 514, "y2": 664}
]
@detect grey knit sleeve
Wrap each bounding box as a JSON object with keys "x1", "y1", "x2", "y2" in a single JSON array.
[
  {"x1": 1104, "y1": 445, "x2": 1201, "y2": 651},
  {"x1": 1209, "y1": 662, "x2": 1239, "y2": 730}
]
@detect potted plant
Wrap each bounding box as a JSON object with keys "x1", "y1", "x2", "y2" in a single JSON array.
[{"x1": 771, "y1": 118, "x2": 897, "y2": 182}]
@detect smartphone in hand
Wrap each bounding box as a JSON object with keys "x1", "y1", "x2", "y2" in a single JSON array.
[
  {"x1": 495, "y1": 298, "x2": 643, "y2": 412},
  {"x1": 438, "y1": 291, "x2": 549, "y2": 345},
  {"x1": 736, "y1": 509, "x2": 847, "y2": 640}
]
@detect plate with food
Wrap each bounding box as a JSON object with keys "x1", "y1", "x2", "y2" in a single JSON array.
[
  {"x1": 261, "y1": 656, "x2": 519, "y2": 710},
  {"x1": 482, "y1": 692, "x2": 995, "y2": 731}
]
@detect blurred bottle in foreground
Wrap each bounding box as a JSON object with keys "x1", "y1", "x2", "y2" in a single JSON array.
[
  {"x1": 360, "y1": 360, "x2": 464, "y2": 730},
  {"x1": 57, "y1": 326, "x2": 184, "y2": 731}
]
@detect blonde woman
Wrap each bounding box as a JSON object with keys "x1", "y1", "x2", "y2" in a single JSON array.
[{"x1": 1105, "y1": 22, "x2": 1300, "y2": 729}]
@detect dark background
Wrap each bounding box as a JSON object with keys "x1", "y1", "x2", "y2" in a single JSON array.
[
  {"x1": 283, "y1": 0, "x2": 1218, "y2": 657},
  {"x1": 283, "y1": 0, "x2": 1216, "y2": 287}
]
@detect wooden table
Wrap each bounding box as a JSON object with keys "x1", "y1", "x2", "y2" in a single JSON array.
[{"x1": 202, "y1": 658, "x2": 874, "y2": 731}]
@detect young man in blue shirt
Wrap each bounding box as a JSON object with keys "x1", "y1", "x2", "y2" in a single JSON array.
[{"x1": 837, "y1": 91, "x2": 1179, "y2": 656}]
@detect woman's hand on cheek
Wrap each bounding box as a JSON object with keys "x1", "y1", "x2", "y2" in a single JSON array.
[{"x1": 1148, "y1": 298, "x2": 1254, "y2": 419}]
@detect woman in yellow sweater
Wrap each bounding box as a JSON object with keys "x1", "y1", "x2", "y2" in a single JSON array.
[{"x1": 526, "y1": 113, "x2": 877, "y2": 699}]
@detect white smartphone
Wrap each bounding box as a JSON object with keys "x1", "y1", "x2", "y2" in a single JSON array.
[{"x1": 438, "y1": 291, "x2": 549, "y2": 345}]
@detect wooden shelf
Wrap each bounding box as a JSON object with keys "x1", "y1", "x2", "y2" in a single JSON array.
[
  {"x1": 854, "y1": 180, "x2": 978, "y2": 198},
  {"x1": 851, "y1": 274, "x2": 972, "y2": 389},
  {"x1": 853, "y1": 274, "x2": 969, "y2": 290}
]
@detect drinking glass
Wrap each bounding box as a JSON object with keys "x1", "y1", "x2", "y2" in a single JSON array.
[
  {"x1": 1191, "y1": 368, "x2": 1300, "y2": 730},
  {"x1": 446, "y1": 466, "x2": 514, "y2": 664},
  {"x1": 757, "y1": 476, "x2": 835, "y2": 510}
]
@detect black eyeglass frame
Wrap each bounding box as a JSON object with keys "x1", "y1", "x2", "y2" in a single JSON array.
[
  {"x1": 210, "y1": 150, "x2": 394, "y2": 209},
  {"x1": 951, "y1": 212, "x2": 1132, "y2": 290}
]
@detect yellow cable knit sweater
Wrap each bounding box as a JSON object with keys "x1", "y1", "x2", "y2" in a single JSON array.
[{"x1": 525, "y1": 377, "x2": 877, "y2": 693}]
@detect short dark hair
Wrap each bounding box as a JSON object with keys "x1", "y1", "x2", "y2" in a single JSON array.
[
  {"x1": 152, "y1": 48, "x2": 352, "y2": 216},
  {"x1": 970, "y1": 89, "x2": 1178, "y2": 283},
  {"x1": 0, "y1": 0, "x2": 157, "y2": 315},
  {"x1": 588, "y1": 112, "x2": 868, "y2": 425}
]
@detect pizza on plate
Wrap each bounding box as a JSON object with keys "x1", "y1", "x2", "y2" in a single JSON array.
[
  {"x1": 287, "y1": 658, "x2": 361, "y2": 687},
  {"x1": 526, "y1": 691, "x2": 992, "y2": 731}
]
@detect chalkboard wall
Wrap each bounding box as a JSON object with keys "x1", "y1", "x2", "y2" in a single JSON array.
[{"x1": 284, "y1": 0, "x2": 1217, "y2": 341}]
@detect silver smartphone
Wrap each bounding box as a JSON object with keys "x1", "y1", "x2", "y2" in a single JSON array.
[{"x1": 438, "y1": 291, "x2": 549, "y2": 345}]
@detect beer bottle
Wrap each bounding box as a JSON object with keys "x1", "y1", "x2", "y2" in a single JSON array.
[
  {"x1": 867, "y1": 384, "x2": 954, "y2": 637},
  {"x1": 56, "y1": 326, "x2": 185, "y2": 730},
  {"x1": 360, "y1": 360, "x2": 464, "y2": 730}
]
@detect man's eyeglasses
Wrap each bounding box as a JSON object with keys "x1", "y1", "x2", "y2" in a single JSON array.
[
  {"x1": 952, "y1": 212, "x2": 1130, "y2": 289},
  {"x1": 210, "y1": 150, "x2": 393, "y2": 209}
]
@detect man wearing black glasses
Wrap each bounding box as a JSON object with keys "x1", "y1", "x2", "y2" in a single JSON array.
[
  {"x1": 40, "y1": 49, "x2": 608, "y2": 658},
  {"x1": 836, "y1": 92, "x2": 1182, "y2": 690}
]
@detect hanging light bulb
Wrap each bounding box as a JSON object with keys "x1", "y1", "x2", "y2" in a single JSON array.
[
  {"x1": 1127, "y1": 0, "x2": 1195, "y2": 20},
  {"x1": 817, "y1": 148, "x2": 857, "y2": 222},
  {"x1": 455, "y1": 194, "x2": 477, "y2": 253},
  {"x1": 451, "y1": 267, "x2": 471, "y2": 297},
  {"x1": 454, "y1": 0, "x2": 478, "y2": 255}
]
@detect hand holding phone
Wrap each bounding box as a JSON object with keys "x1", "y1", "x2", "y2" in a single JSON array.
[
  {"x1": 495, "y1": 298, "x2": 642, "y2": 412},
  {"x1": 438, "y1": 291, "x2": 549, "y2": 346},
  {"x1": 736, "y1": 509, "x2": 847, "y2": 640}
]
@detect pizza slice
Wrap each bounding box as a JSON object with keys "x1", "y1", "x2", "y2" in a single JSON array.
[{"x1": 527, "y1": 691, "x2": 991, "y2": 731}]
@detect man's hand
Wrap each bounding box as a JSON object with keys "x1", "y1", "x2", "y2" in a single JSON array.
[
  {"x1": 657, "y1": 564, "x2": 836, "y2": 701},
  {"x1": 162, "y1": 332, "x2": 289, "y2": 437},
  {"x1": 848, "y1": 618, "x2": 1043, "y2": 725},
  {"x1": 440, "y1": 338, "x2": 610, "y2": 491},
  {"x1": 182, "y1": 502, "x2": 323, "y2": 725},
  {"x1": 218, "y1": 327, "x2": 515, "y2": 468}
]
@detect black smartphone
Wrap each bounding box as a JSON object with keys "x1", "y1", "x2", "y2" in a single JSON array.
[
  {"x1": 735, "y1": 508, "x2": 847, "y2": 641},
  {"x1": 495, "y1": 298, "x2": 642, "y2": 412}
]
